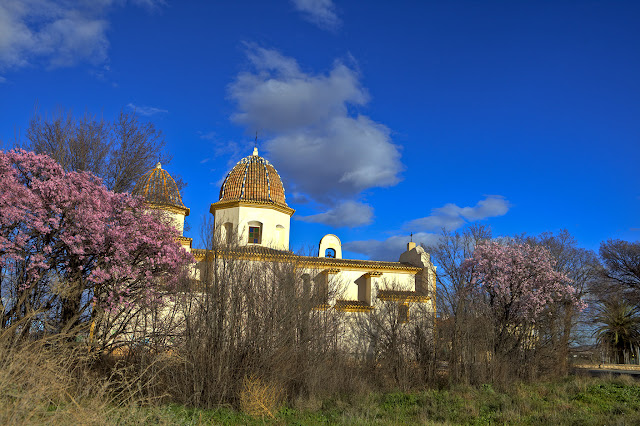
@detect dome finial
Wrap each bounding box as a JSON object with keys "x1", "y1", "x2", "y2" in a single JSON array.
[
  {"x1": 156, "y1": 162, "x2": 162, "y2": 169},
  {"x1": 253, "y1": 131, "x2": 259, "y2": 156}
]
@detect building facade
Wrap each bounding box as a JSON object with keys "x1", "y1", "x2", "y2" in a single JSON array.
[{"x1": 132, "y1": 148, "x2": 436, "y2": 338}]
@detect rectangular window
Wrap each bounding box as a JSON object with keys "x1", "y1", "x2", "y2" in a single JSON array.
[
  {"x1": 399, "y1": 304, "x2": 409, "y2": 323},
  {"x1": 248, "y1": 226, "x2": 261, "y2": 244}
]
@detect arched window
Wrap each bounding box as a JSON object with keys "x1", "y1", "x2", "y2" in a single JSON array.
[
  {"x1": 301, "y1": 274, "x2": 311, "y2": 298},
  {"x1": 223, "y1": 222, "x2": 233, "y2": 245},
  {"x1": 275, "y1": 224, "x2": 285, "y2": 247},
  {"x1": 325, "y1": 248, "x2": 336, "y2": 258}
]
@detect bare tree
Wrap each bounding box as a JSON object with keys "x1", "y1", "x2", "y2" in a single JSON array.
[
  {"x1": 24, "y1": 107, "x2": 178, "y2": 194},
  {"x1": 422, "y1": 224, "x2": 492, "y2": 384},
  {"x1": 597, "y1": 239, "x2": 640, "y2": 305}
]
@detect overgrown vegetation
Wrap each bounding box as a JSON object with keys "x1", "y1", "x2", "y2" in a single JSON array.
[
  {"x1": 2, "y1": 144, "x2": 640, "y2": 422},
  {"x1": 2, "y1": 334, "x2": 638, "y2": 426}
]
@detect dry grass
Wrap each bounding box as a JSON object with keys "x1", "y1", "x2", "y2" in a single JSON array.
[
  {"x1": 574, "y1": 363, "x2": 640, "y2": 371},
  {"x1": 0, "y1": 321, "x2": 161, "y2": 425},
  {"x1": 239, "y1": 376, "x2": 283, "y2": 419}
]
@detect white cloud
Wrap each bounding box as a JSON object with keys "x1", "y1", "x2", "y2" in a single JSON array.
[
  {"x1": 343, "y1": 232, "x2": 441, "y2": 262},
  {"x1": 127, "y1": 103, "x2": 168, "y2": 116},
  {"x1": 344, "y1": 196, "x2": 510, "y2": 260},
  {"x1": 297, "y1": 200, "x2": 373, "y2": 228},
  {"x1": 0, "y1": 0, "x2": 164, "y2": 72},
  {"x1": 291, "y1": 0, "x2": 340, "y2": 31},
  {"x1": 228, "y1": 45, "x2": 403, "y2": 205},
  {"x1": 406, "y1": 195, "x2": 510, "y2": 232}
]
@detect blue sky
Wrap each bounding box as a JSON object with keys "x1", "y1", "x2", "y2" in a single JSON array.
[{"x1": 1, "y1": 0, "x2": 638, "y2": 260}]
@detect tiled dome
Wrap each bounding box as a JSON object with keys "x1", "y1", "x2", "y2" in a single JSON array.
[
  {"x1": 132, "y1": 162, "x2": 186, "y2": 209},
  {"x1": 219, "y1": 147, "x2": 287, "y2": 207}
]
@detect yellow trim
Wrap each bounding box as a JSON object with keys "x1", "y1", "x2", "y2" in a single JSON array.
[
  {"x1": 334, "y1": 300, "x2": 375, "y2": 313},
  {"x1": 147, "y1": 203, "x2": 190, "y2": 216},
  {"x1": 189, "y1": 248, "x2": 423, "y2": 273},
  {"x1": 210, "y1": 200, "x2": 295, "y2": 216},
  {"x1": 175, "y1": 236, "x2": 193, "y2": 249},
  {"x1": 313, "y1": 303, "x2": 331, "y2": 311},
  {"x1": 338, "y1": 306, "x2": 374, "y2": 313}
]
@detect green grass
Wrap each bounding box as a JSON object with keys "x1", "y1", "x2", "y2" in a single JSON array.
[{"x1": 116, "y1": 375, "x2": 640, "y2": 425}]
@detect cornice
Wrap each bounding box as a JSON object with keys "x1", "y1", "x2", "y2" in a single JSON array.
[
  {"x1": 209, "y1": 199, "x2": 295, "y2": 216},
  {"x1": 334, "y1": 300, "x2": 375, "y2": 313},
  {"x1": 147, "y1": 203, "x2": 190, "y2": 216},
  {"x1": 189, "y1": 248, "x2": 423, "y2": 273},
  {"x1": 175, "y1": 236, "x2": 193, "y2": 249}
]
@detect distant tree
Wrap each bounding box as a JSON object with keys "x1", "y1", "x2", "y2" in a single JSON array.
[
  {"x1": 464, "y1": 241, "x2": 584, "y2": 379},
  {"x1": 0, "y1": 149, "x2": 192, "y2": 335},
  {"x1": 593, "y1": 299, "x2": 640, "y2": 364},
  {"x1": 598, "y1": 239, "x2": 640, "y2": 304},
  {"x1": 424, "y1": 224, "x2": 492, "y2": 317},
  {"x1": 524, "y1": 230, "x2": 600, "y2": 373},
  {"x1": 24, "y1": 108, "x2": 180, "y2": 194}
]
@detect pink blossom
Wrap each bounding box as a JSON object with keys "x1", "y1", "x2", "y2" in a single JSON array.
[
  {"x1": 0, "y1": 149, "x2": 194, "y2": 327},
  {"x1": 463, "y1": 241, "x2": 582, "y2": 324}
]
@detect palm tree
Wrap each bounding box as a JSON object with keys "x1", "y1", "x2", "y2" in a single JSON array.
[{"x1": 593, "y1": 299, "x2": 640, "y2": 364}]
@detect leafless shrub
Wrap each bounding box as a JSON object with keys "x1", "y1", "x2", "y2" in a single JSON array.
[{"x1": 239, "y1": 375, "x2": 283, "y2": 418}]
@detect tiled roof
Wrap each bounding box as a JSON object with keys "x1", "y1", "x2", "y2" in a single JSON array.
[
  {"x1": 218, "y1": 149, "x2": 287, "y2": 207},
  {"x1": 190, "y1": 245, "x2": 422, "y2": 272},
  {"x1": 132, "y1": 163, "x2": 186, "y2": 209},
  {"x1": 334, "y1": 300, "x2": 374, "y2": 312}
]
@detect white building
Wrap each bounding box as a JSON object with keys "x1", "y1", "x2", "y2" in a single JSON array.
[{"x1": 133, "y1": 148, "x2": 436, "y2": 324}]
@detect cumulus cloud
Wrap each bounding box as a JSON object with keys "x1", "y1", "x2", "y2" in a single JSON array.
[
  {"x1": 344, "y1": 195, "x2": 511, "y2": 260},
  {"x1": 297, "y1": 200, "x2": 373, "y2": 228},
  {"x1": 291, "y1": 0, "x2": 340, "y2": 30},
  {"x1": 0, "y1": 0, "x2": 164, "y2": 72},
  {"x1": 343, "y1": 232, "x2": 441, "y2": 262},
  {"x1": 127, "y1": 103, "x2": 168, "y2": 116},
  {"x1": 228, "y1": 45, "x2": 403, "y2": 205},
  {"x1": 406, "y1": 195, "x2": 510, "y2": 232}
]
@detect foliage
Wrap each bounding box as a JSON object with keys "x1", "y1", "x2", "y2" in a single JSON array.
[
  {"x1": 593, "y1": 299, "x2": 640, "y2": 364},
  {"x1": 523, "y1": 230, "x2": 600, "y2": 373},
  {"x1": 0, "y1": 149, "x2": 192, "y2": 334},
  {"x1": 57, "y1": 375, "x2": 640, "y2": 425}
]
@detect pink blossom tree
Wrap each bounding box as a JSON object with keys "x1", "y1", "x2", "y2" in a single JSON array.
[
  {"x1": 0, "y1": 149, "x2": 193, "y2": 336},
  {"x1": 463, "y1": 241, "x2": 584, "y2": 367}
]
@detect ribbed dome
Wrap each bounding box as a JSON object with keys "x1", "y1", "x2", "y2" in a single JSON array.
[
  {"x1": 132, "y1": 162, "x2": 186, "y2": 209},
  {"x1": 219, "y1": 147, "x2": 287, "y2": 207}
]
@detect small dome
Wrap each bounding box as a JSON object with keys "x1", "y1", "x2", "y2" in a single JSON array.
[
  {"x1": 132, "y1": 162, "x2": 186, "y2": 208},
  {"x1": 219, "y1": 148, "x2": 287, "y2": 207}
]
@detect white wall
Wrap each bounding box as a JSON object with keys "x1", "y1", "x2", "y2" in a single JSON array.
[
  {"x1": 213, "y1": 205, "x2": 291, "y2": 250},
  {"x1": 300, "y1": 267, "x2": 418, "y2": 302}
]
